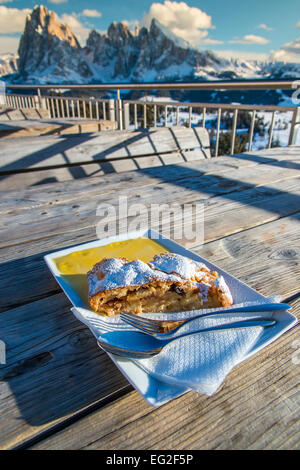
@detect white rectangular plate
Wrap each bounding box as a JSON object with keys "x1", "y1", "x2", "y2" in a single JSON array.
[{"x1": 45, "y1": 228, "x2": 297, "y2": 406}]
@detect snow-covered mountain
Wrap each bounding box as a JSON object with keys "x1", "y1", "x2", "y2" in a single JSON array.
[
  {"x1": 17, "y1": 5, "x2": 92, "y2": 83},
  {"x1": 0, "y1": 54, "x2": 18, "y2": 78},
  {"x1": 5, "y1": 5, "x2": 300, "y2": 85}
]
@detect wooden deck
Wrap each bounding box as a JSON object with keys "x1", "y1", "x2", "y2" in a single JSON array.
[{"x1": 0, "y1": 144, "x2": 299, "y2": 450}]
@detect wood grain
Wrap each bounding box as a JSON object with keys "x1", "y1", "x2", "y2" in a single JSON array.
[
  {"x1": 0, "y1": 127, "x2": 210, "y2": 173},
  {"x1": 0, "y1": 214, "x2": 299, "y2": 449},
  {"x1": 0, "y1": 293, "x2": 130, "y2": 450},
  {"x1": 0, "y1": 153, "x2": 263, "y2": 214},
  {"x1": 0, "y1": 146, "x2": 299, "y2": 450},
  {"x1": 1, "y1": 146, "x2": 299, "y2": 214},
  {"x1": 0, "y1": 119, "x2": 115, "y2": 140},
  {"x1": 0, "y1": 176, "x2": 299, "y2": 312},
  {"x1": 0, "y1": 150, "x2": 209, "y2": 191},
  {"x1": 0, "y1": 164, "x2": 299, "y2": 250},
  {"x1": 30, "y1": 297, "x2": 300, "y2": 450}
]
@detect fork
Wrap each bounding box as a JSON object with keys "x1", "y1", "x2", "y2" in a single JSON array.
[
  {"x1": 120, "y1": 301, "x2": 288, "y2": 336},
  {"x1": 97, "y1": 318, "x2": 276, "y2": 358}
]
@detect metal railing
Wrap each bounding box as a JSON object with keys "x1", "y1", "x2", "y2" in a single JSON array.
[
  {"x1": 5, "y1": 93, "x2": 115, "y2": 122},
  {"x1": 3, "y1": 81, "x2": 300, "y2": 156}
]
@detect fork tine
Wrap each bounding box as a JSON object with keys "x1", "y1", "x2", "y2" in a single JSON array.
[
  {"x1": 120, "y1": 313, "x2": 161, "y2": 333},
  {"x1": 120, "y1": 311, "x2": 157, "y2": 326},
  {"x1": 120, "y1": 312, "x2": 161, "y2": 331},
  {"x1": 88, "y1": 317, "x2": 133, "y2": 332},
  {"x1": 120, "y1": 315, "x2": 159, "y2": 334}
]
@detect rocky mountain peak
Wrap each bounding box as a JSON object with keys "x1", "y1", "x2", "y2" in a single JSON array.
[
  {"x1": 12, "y1": 5, "x2": 299, "y2": 85},
  {"x1": 20, "y1": 5, "x2": 79, "y2": 53},
  {"x1": 17, "y1": 5, "x2": 91, "y2": 82},
  {"x1": 107, "y1": 21, "x2": 132, "y2": 42}
]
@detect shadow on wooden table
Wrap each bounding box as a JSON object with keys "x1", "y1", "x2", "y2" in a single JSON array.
[{"x1": 0, "y1": 252, "x2": 131, "y2": 432}]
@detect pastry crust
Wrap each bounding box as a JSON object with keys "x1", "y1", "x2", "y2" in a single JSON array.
[{"x1": 88, "y1": 253, "x2": 233, "y2": 316}]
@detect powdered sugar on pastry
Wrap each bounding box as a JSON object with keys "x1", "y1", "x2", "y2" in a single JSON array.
[
  {"x1": 149, "y1": 253, "x2": 208, "y2": 281},
  {"x1": 87, "y1": 252, "x2": 233, "y2": 315},
  {"x1": 214, "y1": 276, "x2": 233, "y2": 304},
  {"x1": 88, "y1": 257, "x2": 183, "y2": 297}
]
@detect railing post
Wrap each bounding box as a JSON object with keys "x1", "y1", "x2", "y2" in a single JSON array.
[
  {"x1": 144, "y1": 104, "x2": 147, "y2": 128},
  {"x1": 215, "y1": 108, "x2": 221, "y2": 157},
  {"x1": 108, "y1": 99, "x2": 116, "y2": 123},
  {"x1": 188, "y1": 106, "x2": 192, "y2": 128},
  {"x1": 230, "y1": 108, "x2": 238, "y2": 154},
  {"x1": 267, "y1": 111, "x2": 276, "y2": 148},
  {"x1": 134, "y1": 103, "x2": 138, "y2": 129},
  {"x1": 0, "y1": 81, "x2": 6, "y2": 106},
  {"x1": 34, "y1": 94, "x2": 40, "y2": 109},
  {"x1": 116, "y1": 89, "x2": 123, "y2": 130},
  {"x1": 288, "y1": 107, "x2": 300, "y2": 145},
  {"x1": 36, "y1": 87, "x2": 47, "y2": 109},
  {"x1": 248, "y1": 110, "x2": 256, "y2": 151},
  {"x1": 123, "y1": 102, "x2": 130, "y2": 129}
]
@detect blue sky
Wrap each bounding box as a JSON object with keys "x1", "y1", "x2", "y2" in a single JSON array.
[{"x1": 0, "y1": 0, "x2": 300, "y2": 62}]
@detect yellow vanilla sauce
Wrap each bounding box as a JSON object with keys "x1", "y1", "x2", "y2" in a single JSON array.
[{"x1": 54, "y1": 237, "x2": 169, "y2": 305}]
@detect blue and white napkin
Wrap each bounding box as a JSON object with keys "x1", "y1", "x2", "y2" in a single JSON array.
[{"x1": 71, "y1": 298, "x2": 292, "y2": 396}]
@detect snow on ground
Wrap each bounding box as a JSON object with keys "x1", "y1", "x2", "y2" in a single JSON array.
[{"x1": 134, "y1": 96, "x2": 300, "y2": 149}]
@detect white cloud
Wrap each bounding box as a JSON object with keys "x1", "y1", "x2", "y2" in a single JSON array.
[
  {"x1": 60, "y1": 13, "x2": 90, "y2": 44},
  {"x1": 80, "y1": 9, "x2": 101, "y2": 18},
  {"x1": 0, "y1": 35, "x2": 20, "y2": 54},
  {"x1": 0, "y1": 6, "x2": 30, "y2": 34},
  {"x1": 141, "y1": 1, "x2": 217, "y2": 46},
  {"x1": 213, "y1": 49, "x2": 269, "y2": 61},
  {"x1": 58, "y1": 10, "x2": 102, "y2": 44},
  {"x1": 200, "y1": 38, "x2": 224, "y2": 45},
  {"x1": 297, "y1": 21, "x2": 300, "y2": 28},
  {"x1": 0, "y1": 0, "x2": 13, "y2": 3},
  {"x1": 229, "y1": 34, "x2": 269, "y2": 45},
  {"x1": 270, "y1": 37, "x2": 300, "y2": 63},
  {"x1": 256, "y1": 23, "x2": 273, "y2": 31}
]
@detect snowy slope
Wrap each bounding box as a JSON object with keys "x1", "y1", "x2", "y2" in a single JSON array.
[{"x1": 3, "y1": 5, "x2": 300, "y2": 85}]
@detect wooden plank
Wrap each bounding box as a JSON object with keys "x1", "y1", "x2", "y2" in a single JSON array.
[
  {"x1": 0, "y1": 293, "x2": 130, "y2": 450},
  {"x1": 0, "y1": 127, "x2": 210, "y2": 173},
  {"x1": 0, "y1": 120, "x2": 116, "y2": 139},
  {"x1": 0, "y1": 173, "x2": 299, "y2": 312},
  {"x1": 232, "y1": 145, "x2": 300, "y2": 162},
  {"x1": 1, "y1": 145, "x2": 298, "y2": 214},
  {"x1": 29, "y1": 296, "x2": 300, "y2": 450},
  {"x1": 0, "y1": 164, "x2": 299, "y2": 252},
  {"x1": 0, "y1": 168, "x2": 299, "y2": 251},
  {"x1": 0, "y1": 154, "x2": 264, "y2": 214},
  {"x1": 0, "y1": 108, "x2": 51, "y2": 121},
  {"x1": 27, "y1": 299, "x2": 300, "y2": 450},
  {"x1": 0, "y1": 150, "x2": 209, "y2": 191},
  {"x1": 0, "y1": 215, "x2": 299, "y2": 449},
  {"x1": 193, "y1": 213, "x2": 300, "y2": 299}
]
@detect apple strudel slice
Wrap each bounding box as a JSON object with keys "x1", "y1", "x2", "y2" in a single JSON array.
[{"x1": 88, "y1": 252, "x2": 233, "y2": 316}]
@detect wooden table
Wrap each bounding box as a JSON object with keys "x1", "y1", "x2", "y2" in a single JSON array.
[{"x1": 0, "y1": 145, "x2": 299, "y2": 450}]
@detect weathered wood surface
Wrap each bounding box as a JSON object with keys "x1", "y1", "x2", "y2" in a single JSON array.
[
  {"x1": 0, "y1": 107, "x2": 50, "y2": 121},
  {"x1": 0, "y1": 127, "x2": 211, "y2": 174},
  {"x1": 0, "y1": 119, "x2": 116, "y2": 139},
  {"x1": 0, "y1": 146, "x2": 299, "y2": 450},
  {"x1": 0, "y1": 153, "x2": 268, "y2": 211},
  {"x1": 30, "y1": 299, "x2": 300, "y2": 450},
  {"x1": 0, "y1": 150, "x2": 210, "y2": 191},
  {"x1": 0, "y1": 165, "x2": 299, "y2": 250},
  {"x1": 0, "y1": 213, "x2": 299, "y2": 450},
  {"x1": 0, "y1": 145, "x2": 298, "y2": 209}
]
